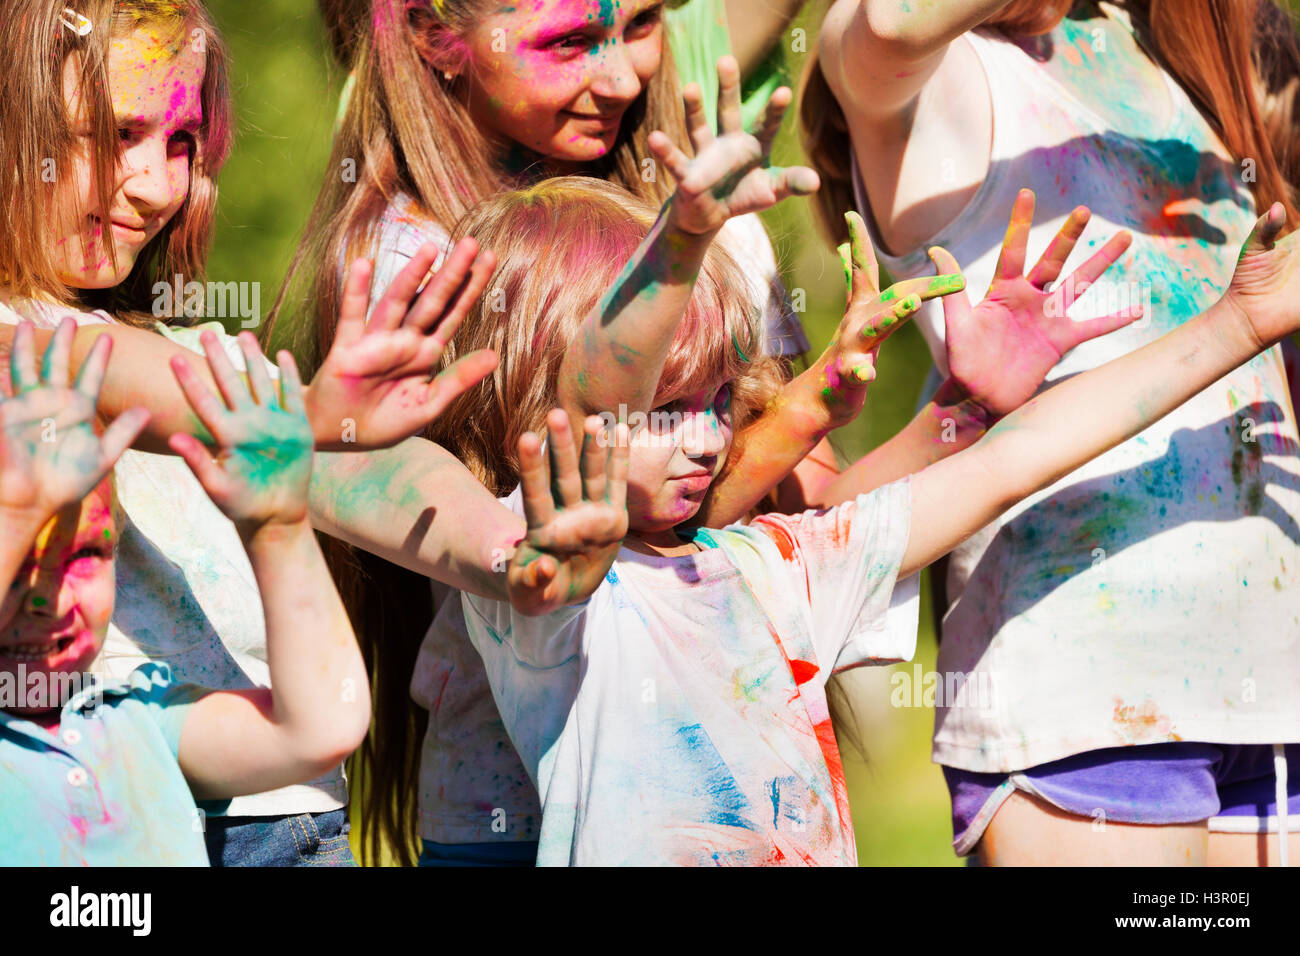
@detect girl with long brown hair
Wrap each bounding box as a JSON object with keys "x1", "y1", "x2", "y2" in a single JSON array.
[
  {"x1": 273, "y1": 0, "x2": 846, "y2": 866},
  {"x1": 810, "y1": 0, "x2": 1300, "y2": 865},
  {"x1": 0, "y1": 0, "x2": 516, "y2": 866}
]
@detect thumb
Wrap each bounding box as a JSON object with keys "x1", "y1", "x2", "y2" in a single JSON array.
[{"x1": 1242, "y1": 202, "x2": 1287, "y2": 258}]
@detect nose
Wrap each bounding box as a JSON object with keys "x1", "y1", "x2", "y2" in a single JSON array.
[
  {"x1": 20, "y1": 563, "x2": 68, "y2": 620},
  {"x1": 120, "y1": 136, "x2": 175, "y2": 215},
  {"x1": 588, "y1": 40, "x2": 642, "y2": 105},
  {"x1": 679, "y1": 409, "x2": 726, "y2": 459}
]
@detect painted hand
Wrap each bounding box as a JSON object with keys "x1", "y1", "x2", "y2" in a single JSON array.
[
  {"x1": 168, "y1": 331, "x2": 314, "y2": 532},
  {"x1": 814, "y1": 210, "x2": 966, "y2": 427},
  {"x1": 935, "y1": 188, "x2": 1140, "y2": 418},
  {"x1": 647, "y1": 55, "x2": 819, "y2": 236},
  {"x1": 308, "y1": 237, "x2": 500, "y2": 449},
  {"x1": 1223, "y1": 202, "x2": 1300, "y2": 349},
  {"x1": 507, "y1": 410, "x2": 630, "y2": 616},
  {"x1": 0, "y1": 319, "x2": 148, "y2": 523}
]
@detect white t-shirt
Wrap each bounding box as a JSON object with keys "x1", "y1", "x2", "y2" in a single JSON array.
[
  {"x1": 0, "y1": 298, "x2": 347, "y2": 815},
  {"x1": 365, "y1": 193, "x2": 816, "y2": 844},
  {"x1": 462, "y1": 480, "x2": 917, "y2": 866},
  {"x1": 850, "y1": 6, "x2": 1300, "y2": 772}
]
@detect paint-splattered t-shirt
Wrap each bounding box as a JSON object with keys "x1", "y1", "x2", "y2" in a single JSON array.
[
  {"x1": 850, "y1": 2, "x2": 1300, "y2": 772},
  {"x1": 0, "y1": 663, "x2": 210, "y2": 866},
  {"x1": 367, "y1": 193, "x2": 810, "y2": 844},
  {"x1": 0, "y1": 300, "x2": 348, "y2": 816},
  {"x1": 462, "y1": 480, "x2": 916, "y2": 866}
]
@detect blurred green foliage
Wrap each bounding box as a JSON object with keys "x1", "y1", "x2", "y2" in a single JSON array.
[{"x1": 203, "y1": 0, "x2": 961, "y2": 867}]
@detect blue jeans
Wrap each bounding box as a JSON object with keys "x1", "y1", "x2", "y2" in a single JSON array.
[{"x1": 204, "y1": 809, "x2": 356, "y2": 867}]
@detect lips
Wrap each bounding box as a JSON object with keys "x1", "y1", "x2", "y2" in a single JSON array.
[{"x1": 671, "y1": 473, "x2": 714, "y2": 496}]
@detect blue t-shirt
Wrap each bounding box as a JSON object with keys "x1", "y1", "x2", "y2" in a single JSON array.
[{"x1": 0, "y1": 662, "x2": 211, "y2": 865}]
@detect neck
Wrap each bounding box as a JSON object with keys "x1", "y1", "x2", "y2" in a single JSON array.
[{"x1": 625, "y1": 528, "x2": 700, "y2": 558}]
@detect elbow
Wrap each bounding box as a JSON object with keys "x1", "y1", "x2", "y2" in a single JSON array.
[
  {"x1": 862, "y1": 2, "x2": 947, "y2": 60},
  {"x1": 294, "y1": 693, "x2": 373, "y2": 779}
]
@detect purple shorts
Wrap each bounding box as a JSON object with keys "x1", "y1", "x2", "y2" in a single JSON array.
[{"x1": 944, "y1": 743, "x2": 1300, "y2": 856}]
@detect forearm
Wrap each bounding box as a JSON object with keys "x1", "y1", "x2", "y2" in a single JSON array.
[
  {"x1": 697, "y1": 373, "x2": 834, "y2": 525},
  {"x1": 820, "y1": 380, "x2": 988, "y2": 504},
  {"x1": 560, "y1": 207, "x2": 715, "y2": 421},
  {"x1": 725, "y1": 0, "x2": 804, "y2": 76},
  {"x1": 181, "y1": 518, "x2": 372, "y2": 800},
  {"x1": 245, "y1": 518, "x2": 370, "y2": 767},
  {"x1": 308, "y1": 438, "x2": 523, "y2": 600},
  {"x1": 902, "y1": 300, "x2": 1259, "y2": 576}
]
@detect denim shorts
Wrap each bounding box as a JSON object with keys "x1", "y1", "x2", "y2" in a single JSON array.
[
  {"x1": 203, "y1": 809, "x2": 356, "y2": 867},
  {"x1": 417, "y1": 839, "x2": 538, "y2": 867},
  {"x1": 945, "y1": 743, "x2": 1300, "y2": 856}
]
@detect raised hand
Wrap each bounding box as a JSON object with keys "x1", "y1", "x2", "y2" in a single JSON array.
[
  {"x1": 1222, "y1": 202, "x2": 1300, "y2": 348},
  {"x1": 934, "y1": 188, "x2": 1141, "y2": 418},
  {"x1": 306, "y1": 237, "x2": 500, "y2": 449},
  {"x1": 814, "y1": 210, "x2": 966, "y2": 426},
  {"x1": 169, "y1": 331, "x2": 314, "y2": 533},
  {"x1": 647, "y1": 55, "x2": 819, "y2": 236},
  {"x1": 0, "y1": 319, "x2": 148, "y2": 524},
  {"x1": 507, "y1": 410, "x2": 630, "y2": 616}
]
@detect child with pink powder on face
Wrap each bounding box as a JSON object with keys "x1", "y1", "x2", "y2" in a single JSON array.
[
  {"x1": 0, "y1": 319, "x2": 372, "y2": 865},
  {"x1": 0, "y1": 0, "x2": 571, "y2": 866}
]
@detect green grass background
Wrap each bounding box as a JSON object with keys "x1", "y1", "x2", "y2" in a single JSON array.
[{"x1": 203, "y1": 0, "x2": 971, "y2": 866}]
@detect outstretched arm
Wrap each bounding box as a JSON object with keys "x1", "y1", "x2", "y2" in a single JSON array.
[
  {"x1": 0, "y1": 236, "x2": 497, "y2": 454},
  {"x1": 557, "y1": 56, "x2": 818, "y2": 431},
  {"x1": 168, "y1": 332, "x2": 370, "y2": 800},
  {"x1": 901, "y1": 204, "x2": 1299, "y2": 578},
  {"x1": 821, "y1": 0, "x2": 1018, "y2": 120},
  {"x1": 725, "y1": 0, "x2": 805, "y2": 76},
  {"x1": 0, "y1": 320, "x2": 148, "y2": 594}
]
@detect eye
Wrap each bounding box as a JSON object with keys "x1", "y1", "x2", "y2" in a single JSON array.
[
  {"x1": 627, "y1": 4, "x2": 663, "y2": 37},
  {"x1": 168, "y1": 131, "x2": 195, "y2": 158},
  {"x1": 549, "y1": 31, "x2": 594, "y2": 55},
  {"x1": 713, "y1": 384, "x2": 732, "y2": 417}
]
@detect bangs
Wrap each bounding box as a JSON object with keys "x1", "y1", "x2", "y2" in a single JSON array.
[{"x1": 655, "y1": 240, "x2": 764, "y2": 405}]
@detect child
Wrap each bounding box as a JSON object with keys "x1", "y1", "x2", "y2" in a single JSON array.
[
  {"x1": 449, "y1": 67, "x2": 1300, "y2": 864},
  {"x1": 0, "y1": 319, "x2": 369, "y2": 864},
  {"x1": 809, "y1": 0, "x2": 1300, "y2": 865},
  {"x1": 284, "y1": 0, "x2": 839, "y2": 864}
]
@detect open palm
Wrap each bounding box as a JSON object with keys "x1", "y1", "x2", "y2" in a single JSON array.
[
  {"x1": 938, "y1": 189, "x2": 1141, "y2": 417},
  {"x1": 309, "y1": 237, "x2": 500, "y2": 449},
  {"x1": 169, "y1": 331, "x2": 314, "y2": 531},
  {"x1": 0, "y1": 319, "x2": 147, "y2": 519},
  {"x1": 647, "y1": 56, "x2": 819, "y2": 236},
  {"x1": 507, "y1": 411, "x2": 629, "y2": 616}
]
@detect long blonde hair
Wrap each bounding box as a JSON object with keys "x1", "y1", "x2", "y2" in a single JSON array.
[
  {"x1": 432, "y1": 177, "x2": 783, "y2": 493},
  {"x1": 799, "y1": 0, "x2": 1299, "y2": 245},
  {"x1": 0, "y1": 0, "x2": 232, "y2": 324},
  {"x1": 352, "y1": 177, "x2": 784, "y2": 865},
  {"x1": 269, "y1": 0, "x2": 688, "y2": 374}
]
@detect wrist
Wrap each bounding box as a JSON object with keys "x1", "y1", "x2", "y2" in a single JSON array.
[
  {"x1": 238, "y1": 513, "x2": 313, "y2": 549},
  {"x1": 930, "y1": 378, "x2": 992, "y2": 440}
]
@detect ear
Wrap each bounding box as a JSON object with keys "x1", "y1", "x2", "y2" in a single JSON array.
[{"x1": 406, "y1": 3, "x2": 463, "y2": 78}]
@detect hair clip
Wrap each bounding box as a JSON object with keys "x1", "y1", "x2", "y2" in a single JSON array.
[{"x1": 61, "y1": 7, "x2": 93, "y2": 37}]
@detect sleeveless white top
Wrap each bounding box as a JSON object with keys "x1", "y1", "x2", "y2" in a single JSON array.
[{"x1": 851, "y1": 6, "x2": 1300, "y2": 771}]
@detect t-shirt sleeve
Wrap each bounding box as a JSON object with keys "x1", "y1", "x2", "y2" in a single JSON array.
[
  {"x1": 151, "y1": 320, "x2": 281, "y2": 379},
  {"x1": 123, "y1": 662, "x2": 213, "y2": 761},
  {"x1": 459, "y1": 485, "x2": 590, "y2": 670},
  {"x1": 749, "y1": 478, "x2": 918, "y2": 673}
]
